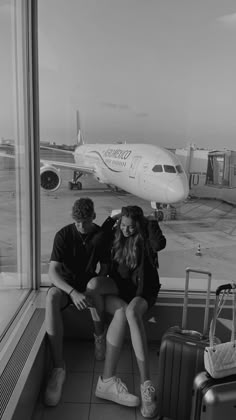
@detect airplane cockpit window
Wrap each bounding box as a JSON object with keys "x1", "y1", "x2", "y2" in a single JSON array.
[
  {"x1": 176, "y1": 165, "x2": 183, "y2": 173},
  {"x1": 152, "y1": 165, "x2": 163, "y2": 172},
  {"x1": 163, "y1": 165, "x2": 176, "y2": 173}
]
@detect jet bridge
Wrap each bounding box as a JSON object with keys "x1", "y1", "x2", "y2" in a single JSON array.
[{"x1": 206, "y1": 150, "x2": 236, "y2": 188}]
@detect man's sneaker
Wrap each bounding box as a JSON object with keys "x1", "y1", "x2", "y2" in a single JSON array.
[
  {"x1": 94, "y1": 330, "x2": 106, "y2": 361},
  {"x1": 140, "y1": 380, "x2": 158, "y2": 418},
  {"x1": 44, "y1": 365, "x2": 66, "y2": 406},
  {"x1": 95, "y1": 375, "x2": 140, "y2": 407}
]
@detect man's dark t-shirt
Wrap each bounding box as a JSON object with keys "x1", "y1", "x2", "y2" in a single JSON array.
[{"x1": 50, "y1": 222, "x2": 108, "y2": 291}]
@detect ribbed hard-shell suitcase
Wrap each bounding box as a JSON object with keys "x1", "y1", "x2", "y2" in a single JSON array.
[
  {"x1": 190, "y1": 283, "x2": 236, "y2": 420},
  {"x1": 191, "y1": 372, "x2": 236, "y2": 420},
  {"x1": 157, "y1": 267, "x2": 212, "y2": 420}
]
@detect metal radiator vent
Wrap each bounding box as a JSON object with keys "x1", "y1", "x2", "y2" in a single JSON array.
[{"x1": 0, "y1": 308, "x2": 44, "y2": 419}]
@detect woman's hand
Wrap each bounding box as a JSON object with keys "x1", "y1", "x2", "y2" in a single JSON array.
[{"x1": 110, "y1": 209, "x2": 121, "y2": 220}]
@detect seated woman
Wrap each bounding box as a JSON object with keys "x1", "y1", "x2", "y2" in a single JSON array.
[{"x1": 86, "y1": 205, "x2": 166, "y2": 418}]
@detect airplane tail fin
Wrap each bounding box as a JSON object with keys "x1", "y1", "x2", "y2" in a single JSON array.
[
  {"x1": 76, "y1": 110, "x2": 84, "y2": 146},
  {"x1": 77, "y1": 129, "x2": 84, "y2": 146}
]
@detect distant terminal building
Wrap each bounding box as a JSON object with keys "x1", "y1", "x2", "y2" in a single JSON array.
[
  {"x1": 174, "y1": 145, "x2": 236, "y2": 205},
  {"x1": 0, "y1": 138, "x2": 15, "y2": 170},
  {"x1": 0, "y1": 137, "x2": 14, "y2": 146}
]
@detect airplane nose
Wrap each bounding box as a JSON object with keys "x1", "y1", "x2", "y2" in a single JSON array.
[{"x1": 166, "y1": 176, "x2": 189, "y2": 203}]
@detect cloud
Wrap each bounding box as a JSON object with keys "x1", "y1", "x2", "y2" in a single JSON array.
[
  {"x1": 102, "y1": 102, "x2": 129, "y2": 110},
  {"x1": 217, "y1": 12, "x2": 236, "y2": 28},
  {"x1": 0, "y1": 0, "x2": 10, "y2": 8}
]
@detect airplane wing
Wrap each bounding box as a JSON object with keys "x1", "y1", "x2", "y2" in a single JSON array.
[
  {"x1": 40, "y1": 159, "x2": 95, "y2": 174},
  {"x1": 0, "y1": 152, "x2": 95, "y2": 174},
  {"x1": 40, "y1": 146, "x2": 75, "y2": 154}
]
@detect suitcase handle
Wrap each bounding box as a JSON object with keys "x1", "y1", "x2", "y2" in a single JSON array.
[
  {"x1": 179, "y1": 329, "x2": 203, "y2": 340},
  {"x1": 182, "y1": 267, "x2": 212, "y2": 337},
  {"x1": 216, "y1": 283, "x2": 232, "y2": 296},
  {"x1": 209, "y1": 283, "x2": 236, "y2": 346}
]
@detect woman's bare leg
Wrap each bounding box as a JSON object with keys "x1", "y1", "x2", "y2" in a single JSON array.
[
  {"x1": 102, "y1": 295, "x2": 127, "y2": 379},
  {"x1": 86, "y1": 276, "x2": 118, "y2": 335},
  {"x1": 126, "y1": 297, "x2": 158, "y2": 417},
  {"x1": 126, "y1": 297, "x2": 149, "y2": 383},
  {"x1": 95, "y1": 295, "x2": 140, "y2": 408}
]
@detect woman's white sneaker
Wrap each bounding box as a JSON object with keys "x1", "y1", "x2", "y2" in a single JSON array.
[
  {"x1": 95, "y1": 376, "x2": 140, "y2": 407},
  {"x1": 44, "y1": 365, "x2": 66, "y2": 406}
]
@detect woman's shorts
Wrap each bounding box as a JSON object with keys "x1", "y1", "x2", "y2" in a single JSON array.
[{"x1": 114, "y1": 278, "x2": 161, "y2": 309}]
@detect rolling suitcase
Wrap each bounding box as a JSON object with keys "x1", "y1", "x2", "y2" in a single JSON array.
[
  {"x1": 157, "y1": 267, "x2": 213, "y2": 420},
  {"x1": 191, "y1": 372, "x2": 236, "y2": 420},
  {"x1": 191, "y1": 283, "x2": 236, "y2": 420}
]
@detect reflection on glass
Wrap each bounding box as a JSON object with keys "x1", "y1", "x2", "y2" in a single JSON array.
[{"x1": 0, "y1": 0, "x2": 31, "y2": 339}]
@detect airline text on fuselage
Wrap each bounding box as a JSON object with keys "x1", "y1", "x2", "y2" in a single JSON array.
[{"x1": 103, "y1": 148, "x2": 132, "y2": 160}]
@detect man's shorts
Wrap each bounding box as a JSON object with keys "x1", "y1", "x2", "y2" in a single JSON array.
[{"x1": 47, "y1": 284, "x2": 87, "y2": 311}]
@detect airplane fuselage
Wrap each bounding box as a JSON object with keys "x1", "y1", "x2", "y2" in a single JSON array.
[{"x1": 74, "y1": 143, "x2": 189, "y2": 204}]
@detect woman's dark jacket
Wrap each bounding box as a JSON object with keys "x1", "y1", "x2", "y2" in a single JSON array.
[{"x1": 101, "y1": 216, "x2": 166, "y2": 298}]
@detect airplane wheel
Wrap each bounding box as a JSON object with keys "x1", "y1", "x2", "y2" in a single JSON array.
[
  {"x1": 76, "y1": 182, "x2": 82, "y2": 190},
  {"x1": 68, "y1": 181, "x2": 74, "y2": 190}
]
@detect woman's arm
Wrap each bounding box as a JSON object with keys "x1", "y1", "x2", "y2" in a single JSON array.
[
  {"x1": 101, "y1": 216, "x2": 117, "y2": 233},
  {"x1": 147, "y1": 219, "x2": 166, "y2": 252}
]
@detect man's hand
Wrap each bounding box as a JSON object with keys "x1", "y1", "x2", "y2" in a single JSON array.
[{"x1": 70, "y1": 290, "x2": 90, "y2": 311}]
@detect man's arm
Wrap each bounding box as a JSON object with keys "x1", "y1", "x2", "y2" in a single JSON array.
[
  {"x1": 49, "y1": 260, "x2": 74, "y2": 295},
  {"x1": 49, "y1": 260, "x2": 90, "y2": 310}
]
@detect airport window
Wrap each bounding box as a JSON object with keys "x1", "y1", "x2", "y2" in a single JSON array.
[
  {"x1": 37, "y1": 1, "x2": 236, "y2": 297},
  {"x1": 152, "y1": 164, "x2": 163, "y2": 172},
  {"x1": 163, "y1": 165, "x2": 176, "y2": 173},
  {"x1": 0, "y1": 1, "x2": 39, "y2": 339}
]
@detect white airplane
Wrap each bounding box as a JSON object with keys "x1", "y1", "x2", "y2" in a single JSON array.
[{"x1": 0, "y1": 132, "x2": 189, "y2": 217}]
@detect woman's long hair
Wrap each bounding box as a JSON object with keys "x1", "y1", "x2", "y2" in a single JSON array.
[{"x1": 112, "y1": 206, "x2": 146, "y2": 269}]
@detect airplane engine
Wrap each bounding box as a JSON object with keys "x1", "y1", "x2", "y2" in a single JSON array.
[
  {"x1": 94, "y1": 166, "x2": 108, "y2": 184},
  {"x1": 40, "y1": 165, "x2": 61, "y2": 192}
]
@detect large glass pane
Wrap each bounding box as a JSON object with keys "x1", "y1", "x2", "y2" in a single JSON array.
[
  {"x1": 38, "y1": 1, "x2": 236, "y2": 289},
  {"x1": 0, "y1": 1, "x2": 34, "y2": 338}
]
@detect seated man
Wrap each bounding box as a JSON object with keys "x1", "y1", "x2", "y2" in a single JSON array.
[{"x1": 44, "y1": 197, "x2": 108, "y2": 406}]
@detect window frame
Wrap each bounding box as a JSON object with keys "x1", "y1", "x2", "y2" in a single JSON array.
[{"x1": 0, "y1": 0, "x2": 41, "y2": 344}]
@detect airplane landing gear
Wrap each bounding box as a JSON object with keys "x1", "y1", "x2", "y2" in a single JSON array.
[
  {"x1": 106, "y1": 184, "x2": 121, "y2": 193},
  {"x1": 151, "y1": 202, "x2": 164, "y2": 221},
  {"x1": 150, "y1": 202, "x2": 177, "y2": 221},
  {"x1": 68, "y1": 171, "x2": 83, "y2": 190},
  {"x1": 153, "y1": 209, "x2": 164, "y2": 221},
  {"x1": 68, "y1": 181, "x2": 82, "y2": 190}
]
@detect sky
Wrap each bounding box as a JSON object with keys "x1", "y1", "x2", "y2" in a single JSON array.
[{"x1": 1, "y1": 0, "x2": 236, "y2": 150}]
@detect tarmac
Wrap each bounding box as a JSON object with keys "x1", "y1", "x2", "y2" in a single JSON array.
[
  {"x1": 1, "y1": 158, "x2": 236, "y2": 290},
  {"x1": 1, "y1": 160, "x2": 236, "y2": 339}
]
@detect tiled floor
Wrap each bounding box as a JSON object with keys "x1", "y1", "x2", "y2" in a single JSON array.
[{"x1": 32, "y1": 340, "x2": 160, "y2": 420}]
